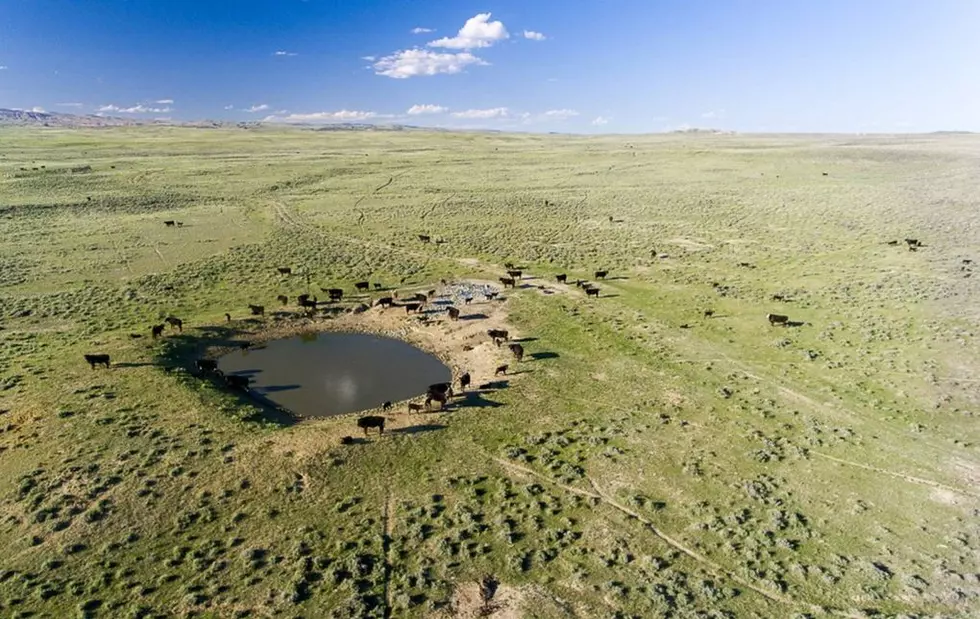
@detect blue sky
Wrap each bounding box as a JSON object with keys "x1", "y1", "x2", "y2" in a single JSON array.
[{"x1": 1, "y1": 0, "x2": 978, "y2": 133}]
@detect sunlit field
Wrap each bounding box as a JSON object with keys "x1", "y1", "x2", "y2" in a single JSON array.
[{"x1": 1, "y1": 125, "x2": 978, "y2": 618}]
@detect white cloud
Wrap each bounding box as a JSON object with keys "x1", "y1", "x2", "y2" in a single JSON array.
[
  {"x1": 541, "y1": 109, "x2": 579, "y2": 121},
  {"x1": 411, "y1": 27, "x2": 434, "y2": 34},
  {"x1": 361, "y1": 55, "x2": 376, "y2": 61},
  {"x1": 224, "y1": 104, "x2": 235, "y2": 110},
  {"x1": 97, "y1": 104, "x2": 172, "y2": 114},
  {"x1": 373, "y1": 49, "x2": 486, "y2": 79},
  {"x1": 428, "y1": 13, "x2": 508, "y2": 49},
  {"x1": 407, "y1": 104, "x2": 448, "y2": 115},
  {"x1": 245, "y1": 104, "x2": 270, "y2": 113},
  {"x1": 56, "y1": 102, "x2": 84, "y2": 108},
  {"x1": 701, "y1": 109, "x2": 726, "y2": 120},
  {"x1": 274, "y1": 50, "x2": 298, "y2": 57},
  {"x1": 31, "y1": 107, "x2": 46, "y2": 113},
  {"x1": 0, "y1": 66, "x2": 7, "y2": 70},
  {"x1": 265, "y1": 110, "x2": 380, "y2": 123},
  {"x1": 523, "y1": 30, "x2": 546, "y2": 41},
  {"x1": 451, "y1": 107, "x2": 509, "y2": 119},
  {"x1": 592, "y1": 116, "x2": 610, "y2": 126},
  {"x1": 156, "y1": 99, "x2": 174, "y2": 104}
]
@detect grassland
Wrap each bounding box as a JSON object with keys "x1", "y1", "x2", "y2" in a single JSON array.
[{"x1": 0, "y1": 125, "x2": 978, "y2": 618}]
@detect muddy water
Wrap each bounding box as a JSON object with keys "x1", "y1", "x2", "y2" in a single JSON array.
[{"x1": 217, "y1": 332, "x2": 451, "y2": 417}]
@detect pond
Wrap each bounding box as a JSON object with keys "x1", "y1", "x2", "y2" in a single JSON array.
[{"x1": 217, "y1": 332, "x2": 452, "y2": 417}]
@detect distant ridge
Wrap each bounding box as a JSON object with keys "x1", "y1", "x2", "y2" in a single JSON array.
[{"x1": 0, "y1": 108, "x2": 145, "y2": 127}]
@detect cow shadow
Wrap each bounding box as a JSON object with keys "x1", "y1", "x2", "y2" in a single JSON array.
[
  {"x1": 339, "y1": 436, "x2": 369, "y2": 445},
  {"x1": 477, "y1": 380, "x2": 509, "y2": 391},
  {"x1": 460, "y1": 313, "x2": 488, "y2": 321},
  {"x1": 456, "y1": 393, "x2": 504, "y2": 409},
  {"x1": 511, "y1": 336, "x2": 539, "y2": 343},
  {"x1": 785, "y1": 321, "x2": 807, "y2": 328},
  {"x1": 392, "y1": 424, "x2": 447, "y2": 435},
  {"x1": 595, "y1": 293, "x2": 620, "y2": 299},
  {"x1": 529, "y1": 351, "x2": 559, "y2": 361},
  {"x1": 227, "y1": 368, "x2": 262, "y2": 377},
  {"x1": 605, "y1": 276, "x2": 629, "y2": 281},
  {"x1": 504, "y1": 369, "x2": 533, "y2": 376},
  {"x1": 113, "y1": 362, "x2": 157, "y2": 368}
]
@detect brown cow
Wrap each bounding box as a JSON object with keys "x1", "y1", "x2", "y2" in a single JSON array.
[
  {"x1": 499, "y1": 277, "x2": 516, "y2": 288},
  {"x1": 507, "y1": 270, "x2": 522, "y2": 280},
  {"x1": 447, "y1": 307, "x2": 460, "y2": 321},
  {"x1": 404, "y1": 302, "x2": 422, "y2": 314},
  {"x1": 277, "y1": 295, "x2": 288, "y2": 305},
  {"x1": 407, "y1": 402, "x2": 424, "y2": 413},
  {"x1": 248, "y1": 304, "x2": 265, "y2": 316},
  {"x1": 376, "y1": 297, "x2": 394, "y2": 308},
  {"x1": 151, "y1": 324, "x2": 165, "y2": 338},
  {"x1": 459, "y1": 372, "x2": 471, "y2": 391},
  {"x1": 225, "y1": 313, "x2": 232, "y2": 322},
  {"x1": 509, "y1": 343, "x2": 524, "y2": 362},
  {"x1": 357, "y1": 415, "x2": 386, "y2": 435},
  {"x1": 165, "y1": 316, "x2": 183, "y2": 331},
  {"x1": 494, "y1": 364, "x2": 508, "y2": 376}
]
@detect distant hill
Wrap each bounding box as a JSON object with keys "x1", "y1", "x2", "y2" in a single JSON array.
[{"x1": 0, "y1": 108, "x2": 151, "y2": 128}]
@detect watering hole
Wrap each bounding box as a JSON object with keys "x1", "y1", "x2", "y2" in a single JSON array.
[{"x1": 217, "y1": 332, "x2": 452, "y2": 417}]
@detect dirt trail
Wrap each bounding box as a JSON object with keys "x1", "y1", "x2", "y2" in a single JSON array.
[
  {"x1": 490, "y1": 456, "x2": 812, "y2": 611},
  {"x1": 812, "y1": 451, "x2": 980, "y2": 499},
  {"x1": 382, "y1": 490, "x2": 395, "y2": 619}
]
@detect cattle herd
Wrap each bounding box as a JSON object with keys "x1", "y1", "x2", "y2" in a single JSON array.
[{"x1": 85, "y1": 233, "x2": 923, "y2": 438}]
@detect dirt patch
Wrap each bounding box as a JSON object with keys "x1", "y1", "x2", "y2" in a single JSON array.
[{"x1": 445, "y1": 580, "x2": 528, "y2": 619}]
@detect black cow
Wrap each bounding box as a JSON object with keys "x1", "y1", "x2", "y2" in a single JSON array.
[
  {"x1": 703, "y1": 310, "x2": 715, "y2": 318},
  {"x1": 487, "y1": 329, "x2": 509, "y2": 344},
  {"x1": 507, "y1": 270, "x2": 522, "y2": 280},
  {"x1": 248, "y1": 304, "x2": 265, "y2": 316},
  {"x1": 822, "y1": 172, "x2": 829, "y2": 176},
  {"x1": 355, "y1": 281, "x2": 370, "y2": 291},
  {"x1": 298, "y1": 294, "x2": 317, "y2": 309},
  {"x1": 418, "y1": 234, "x2": 431, "y2": 243},
  {"x1": 382, "y1": 401, "x2": 393, "y2": 411},
  {"x1": 412, "y1": 292, "x2": 428, "y2": 303},
  {"x1": 447, "y1": 307, "x2": 460, "y2": 321},
  {"x1": 176, "y1": 221, "x2": 184, "y2": 227},
  {"x1": 374, "y1": 283, "x2": 382, "y2": 290},
  {"x1": 239, "y1": 341, "x2": 252, "y2": 350},
  {"x1": 509, "y1": 343, "x2": 525, "y2": 362},
  {"x1": 327, "y1": 288, "x2": 344, "y2": 302},
  {"x1": 84, "y1": 354, "x2": 111, "y2": 369},
  {"x1": 425, "y1": 391, "x2": 448, "y2": 410},
  {"x1": 357, "y1": 415, "x2": 386, "y2": 435},
  {"x1": 485, "y1": 291, "x2": 499, "y2": 301},
  {"x1": 767, "y1": 313, "x2": 789, "y2": 326},
  {"x1": 196, "y1": 359, "x2": 218, "y2": 374},
  {"x1": 575, "y1": 280, "x2": 587, "y2": 288},
  {"x1": 594, "y1": 270, "x2": 608, "y2": 280},
  {"x1": 494, "y1": 364, "x2": 508, "y2": 376},
  {"x1": 277, "y1": 295, "x2": 288, "y2": 305},
  {"x1": 504, "y1": 262, "x2": 515, "y2": 269},
  {"x1": 886, "y1": 240, "x2": 899, "y2": 246},
  {"x1": 556, "y1": 273, "x2": 567, "y2": 283},
  {"x1": 225, "y1": 313, "x2": 232, "y2": 322},
  {"x1": 376, "y1": 297, "x2": 394, "y2": 308},
  {"x1": 428, "y1": 382, "x2": 454, "y2": 398},
  {"x1": 277, "y1": 267, "x2": 292, "y2": 275},
  {"x1": 151, "y1": 324, "x2": 165, "y2": 338},
  {"x1": 165, "y1": 316, "x2": 183, "y2": 331},
  {"x1": 427, "y1": 289, "x2": 436, "y2": 299},
  {"x1": 585, "y1": 287, "x2": 600, "y2": 298},
  {"x1": 463, "y1": 297, "x2": 472, "y2": 305},
  {"x1": 499, "y1": 277, "x2": 516, "y2": 288},
  {"x1": 164, "y1": 220, "x2": 176, "y2": 227},
  {"x1": 459, "y1": 372, "x2": 471, "y2": 391},
  {"x1": 407, "y1": 402, "x2": 424, "y2": 413},
  {"x1": 225, "y1": 374, "x2": 250, "y2": 390},
  {"x1": 404, "y1": 302, "x2": 422, "y2": 314}
]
